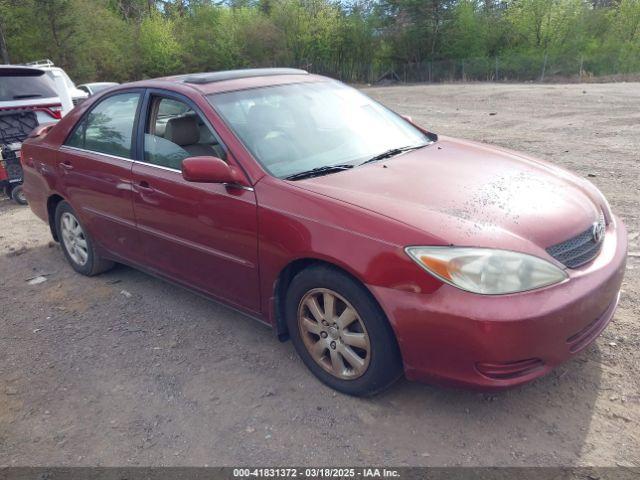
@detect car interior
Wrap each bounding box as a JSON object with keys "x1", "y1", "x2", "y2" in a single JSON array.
[
  {"x1": 145, "y1": 97, "x2": 226, "y2": 170},
  {"x1": 211, "y1": 87, "x2": 365, "y2": 178}
]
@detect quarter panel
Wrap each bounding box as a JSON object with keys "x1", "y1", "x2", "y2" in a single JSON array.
[{"x1": 21, "y1": 143, "x2": 55, "y2": 222}]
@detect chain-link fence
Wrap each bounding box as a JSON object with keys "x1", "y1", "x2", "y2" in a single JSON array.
[{"x1": 303, "y1": 51, "x2": 640, "y2": 84}]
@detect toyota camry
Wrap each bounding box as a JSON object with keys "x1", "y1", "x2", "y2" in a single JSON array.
[{"x1": 21, "y1": 68, "x2": 627, "y2": 396}]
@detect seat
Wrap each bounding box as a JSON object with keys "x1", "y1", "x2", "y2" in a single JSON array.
[{"x1": 164, "y1": 115, "x2": 216, "y2": 157}]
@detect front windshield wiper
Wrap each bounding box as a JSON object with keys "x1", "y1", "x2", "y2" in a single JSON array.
[
  {"x1": 284, "y1": 164, "x2": 354, "y2": 181},
  {"x1": 360, "y1": 143, "x2": 430, "y2": 166},
  {"x1": 282, "y1": 143, "x2": 431, "y2": 181}
]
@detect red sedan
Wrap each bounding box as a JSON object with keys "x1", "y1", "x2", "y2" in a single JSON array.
[{"x1": 21, "y1": 69, "x2": 627, "y2": 396}]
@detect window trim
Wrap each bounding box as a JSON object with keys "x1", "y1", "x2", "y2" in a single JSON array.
[
  {"x1": 60, "y1": 144, "x2": 134, "y2": 163},
  {"x1": 62, "y1": 88, "x2": 145, "y2": 160},
  {"x1": 135, "y1": 88, "x2": 230, "y2": 172}
]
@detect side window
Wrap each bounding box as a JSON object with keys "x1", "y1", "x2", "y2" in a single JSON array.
[
  {"x1": 143, "y1": 96, "x2": 226, "y2": 170},
  {"x1": 66, "y1": 92, "x2": 140, "y2": 159}
]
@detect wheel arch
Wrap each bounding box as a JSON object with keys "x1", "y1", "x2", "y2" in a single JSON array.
[
  {"x1": 272, "y1": 257, "x2": 397, "y2": 347},
  {"x1": 47, "y1": 193, "x2": 65, "y2": 241}
]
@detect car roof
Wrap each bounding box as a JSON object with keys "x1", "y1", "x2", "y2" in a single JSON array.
[
  {"x1": 175, "y1": 68, "x2": 308, "y2": 85},
  {"x1": 118, "y1": 68, "x2": 328, "y2": 96}
]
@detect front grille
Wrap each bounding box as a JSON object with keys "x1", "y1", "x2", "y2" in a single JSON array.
[{"x1": 546, "y1": 213, "x2": 605, "y2": 268}]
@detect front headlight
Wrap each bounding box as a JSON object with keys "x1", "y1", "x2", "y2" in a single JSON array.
[{"x1": 405, "y1": 246, "x2": 568, "y2": 295}]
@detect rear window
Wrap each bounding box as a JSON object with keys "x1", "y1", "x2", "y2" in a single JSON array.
[{"x1": 0, "y1": 69, "x2": 58, "y2": 101}]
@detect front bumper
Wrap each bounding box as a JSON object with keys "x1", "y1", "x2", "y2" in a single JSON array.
[{"x1": 369, "y1": 217, "x2": 627, "y2": 389}]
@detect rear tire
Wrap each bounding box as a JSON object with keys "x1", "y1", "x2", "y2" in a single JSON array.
[
  {"x1": 285, "y1": 265, "x2": 403, "y2": 396},
  {"x1": 54, "y1": 201, "x2": 114, "y2": 276},
  {"x1": 10, "y1": 185, "x2": 27, "y2": 205}
]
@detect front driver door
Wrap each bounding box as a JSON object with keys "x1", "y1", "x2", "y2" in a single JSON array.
[{"x1": 131, "y1": 91, "x2": 261, "y2": 314}]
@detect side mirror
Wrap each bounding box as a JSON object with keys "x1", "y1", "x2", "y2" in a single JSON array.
[
  {"x1": 400, "y1": 115, "x2": 437, "y2": 141},
  {"x1": 182, "y1": 156, "x2": 244, "y2": 184}
]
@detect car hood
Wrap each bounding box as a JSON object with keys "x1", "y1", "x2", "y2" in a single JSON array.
[{"x1": 289, "y1": 136, "x2": 606, "y2": 256}]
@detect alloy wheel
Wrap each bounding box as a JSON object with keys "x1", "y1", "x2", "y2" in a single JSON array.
[
  {"x1": 297, "y1": 288, "x2": 371, "y2": 380},
  {"x1": 60, "y1": 212, "x2": 89, "y2": 266}
]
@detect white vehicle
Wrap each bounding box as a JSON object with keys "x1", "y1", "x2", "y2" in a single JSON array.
[
  {"x1": 25, "y1": 59, "x2": 88, "y2": 114},
  {"x1": 0, "y1": 65, "x2": 63, "y2": 203},
  {"x1": 77, "y1": 82, "x2": 119, "y2": 96}
]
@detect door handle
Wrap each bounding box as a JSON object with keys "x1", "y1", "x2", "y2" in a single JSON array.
[
  {"x1": 137, "y1": 180, "x2": 155, "y2": 194},
  {"x1": 60, "y1": 161, "x2": 74, "y2": 171}
]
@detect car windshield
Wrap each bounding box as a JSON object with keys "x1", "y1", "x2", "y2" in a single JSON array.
[
  {"x1": 0, "y1": 70, "x2": 58, "y2": 101},
  {"x1": 207, "y1": 81, "x2": 431, "y2": 179}
]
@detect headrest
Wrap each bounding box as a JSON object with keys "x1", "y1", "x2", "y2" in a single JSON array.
[{"x1": 164, "y1": 115, "x2": 199, "y2": 146}]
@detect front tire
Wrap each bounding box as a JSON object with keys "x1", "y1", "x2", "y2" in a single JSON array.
[
  {"x1": 55, "y1": 201, "x2": 114, "y2": 276},
  {"x1": 285, "y1": 265, "x2": 403, "y2": 396}
]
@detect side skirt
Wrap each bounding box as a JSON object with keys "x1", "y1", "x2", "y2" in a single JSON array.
[{"x1": 101, "y1": 250, "x2": 272, "y2": 331}]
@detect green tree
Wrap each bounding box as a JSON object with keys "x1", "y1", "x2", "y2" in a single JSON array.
[
  {"x1": 444, "y1": 0, "x2": 488, "y2": 59},
  {"x1": 0, "y1": 0, "x2": 637, "y2": 84},
  {"x1": 138, "y1": 11, "x2": 182, "y2": 77},
  {"x1": 505, "y1": 0, "x2": 586, "y2": 52}
]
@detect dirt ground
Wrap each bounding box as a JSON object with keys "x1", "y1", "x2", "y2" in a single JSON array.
[{"x1": 0, "y1": 83, "x2": 638, "y2": 467}]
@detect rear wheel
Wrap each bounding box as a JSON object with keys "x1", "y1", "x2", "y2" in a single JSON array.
[
  {"x1": 10, "y1": 185, "x2": 27, "y2": 205},
  {"x1": 286, "y1": 265, "x2": 403, "y2": 396},
  {"x1": 55, "y1": 201, "x2": 114, "y2": 276}
]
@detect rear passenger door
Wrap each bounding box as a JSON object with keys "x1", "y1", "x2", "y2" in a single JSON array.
[
  {"x1": 131, "y1": 90, "x2": 261, "y2": 313},
  {"x1": 59, "y1": 90, "x2": 143, "y2": 259}
]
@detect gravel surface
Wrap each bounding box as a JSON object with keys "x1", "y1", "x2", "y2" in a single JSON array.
[{"x1": 1, "y1": 82, "x2": 638, "y2": 467}]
